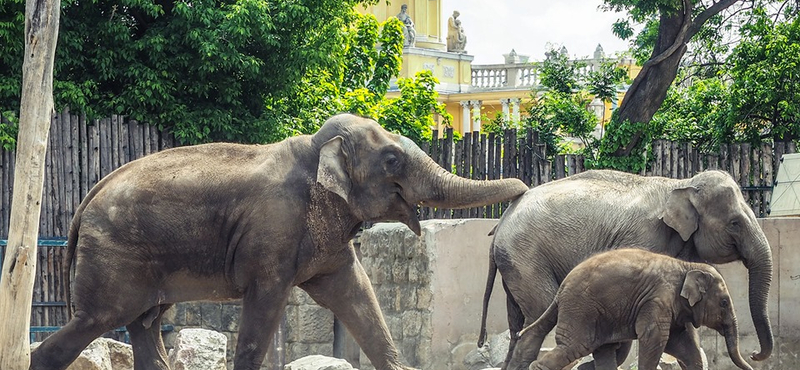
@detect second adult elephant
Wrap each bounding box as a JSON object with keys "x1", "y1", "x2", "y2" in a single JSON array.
[{"x1": 479, "y1": 169, "x2": 773, "y2": 370}]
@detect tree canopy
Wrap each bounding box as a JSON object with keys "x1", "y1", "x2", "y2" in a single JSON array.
[
  {"x1": 595, "y1": 0, "x2": 794, "y2": 171},
  {"x1": 651, "y1": 4, "x2": 800, "y2": 150},
  {"x1": 3, "y1": 0, "x2": 448, "y2": 146}
]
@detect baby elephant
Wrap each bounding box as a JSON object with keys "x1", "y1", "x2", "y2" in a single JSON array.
[{"x1": 510, "y1": 248, "x2": 752, "y2": 370}]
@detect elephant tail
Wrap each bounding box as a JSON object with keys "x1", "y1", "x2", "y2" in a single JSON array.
[
  {"x1": 478, "y1": 246, "x2": 498, "y2": 348},
  {"x1": 64, "y1": 207, "x2": 80, "y2": 319},
  {"x1": 518, "y1": 298, "x2": 558, "y2": 339}
]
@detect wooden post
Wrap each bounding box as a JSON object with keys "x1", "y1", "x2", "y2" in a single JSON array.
[{"x1": 0, "y1": 0, "x2": 60, "y2": 366}]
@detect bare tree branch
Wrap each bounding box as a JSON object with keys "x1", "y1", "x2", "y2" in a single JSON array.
[{"x1": 690, "y1": 0, "x2": 741, "y2": 34}]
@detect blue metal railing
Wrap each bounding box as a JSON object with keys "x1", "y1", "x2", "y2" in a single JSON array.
[{"x1": 1, "y1": 238, "x2": 174, "y2": 343}]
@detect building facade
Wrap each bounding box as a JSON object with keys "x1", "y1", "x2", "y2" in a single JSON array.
[{"x1": 359, "y1": 1, "x2": 641, "y2": 136}]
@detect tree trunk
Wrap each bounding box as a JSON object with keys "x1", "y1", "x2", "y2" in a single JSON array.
[
  {"x1": 612, "y1": 11, "x2": 688, "y2": 156},
  {"x1": 0, "y1": 0, "x2": 60, "y2": 367},
  {"x1": 610, "y1": 0, "x2": 741, "y2": 156}
]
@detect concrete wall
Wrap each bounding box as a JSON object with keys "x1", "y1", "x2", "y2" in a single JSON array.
[
  {"x1": 360, "y1": 217, "x2": 800, "y2": 370},
  {"x1": 162, "y1": 217, "x2": 800, "y2": 369},
  {"x1": 358, "y1": 219, "x2": 509, "y2": 369},
  {"x1": 696, "y1": 217, "x2": 800, "y2": 370}
]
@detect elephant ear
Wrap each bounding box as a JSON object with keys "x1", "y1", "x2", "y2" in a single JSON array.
[
  {"x1": 681, "y1": 269, "x2": 712, "y2": 307},
  {"x1": 317, "y1": 136, "x2": 351, "y2": 202},
  {"x1": 661, "y1": 186, "x2": 699, "y2": 242}
]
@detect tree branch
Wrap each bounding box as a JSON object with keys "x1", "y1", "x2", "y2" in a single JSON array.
[
  {"x1": 689, "y1": 0, "x2": 741, "y2": 35},
  {"x1": 642, "y1": 0, "x2": 694, "y2": 68}
]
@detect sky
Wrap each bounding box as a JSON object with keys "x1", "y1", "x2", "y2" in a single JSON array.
[{"x1": 440, "y1": 0, "x2": 634, "y2": 65}]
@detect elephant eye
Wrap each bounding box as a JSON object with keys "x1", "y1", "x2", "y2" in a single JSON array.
[
  {"x1": 383, "y1": 153, "x2": 401, "y2": 173},
  {"x1": 720, "y1": 298, "x2": 729, "y2": 308}
]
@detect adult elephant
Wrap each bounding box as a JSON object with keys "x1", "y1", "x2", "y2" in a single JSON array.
[
  {"x1": 478, "y1": 169, "x2": 773, "y2": 370},
  {"x1": 31, "y1": 113, "x2": 529, "y2": 370}
]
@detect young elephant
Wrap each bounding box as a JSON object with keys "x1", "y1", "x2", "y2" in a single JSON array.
[{"x1": 510, "y1": 249, "x2": 752, "y2": 370}]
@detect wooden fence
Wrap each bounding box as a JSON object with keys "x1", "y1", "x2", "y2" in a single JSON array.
[
  {"x1": 0, "y1": 110, "x2": 796, "y2": 349},
  {"x1": 418, "y1": 128, "x2": 796, "y2": 220}
]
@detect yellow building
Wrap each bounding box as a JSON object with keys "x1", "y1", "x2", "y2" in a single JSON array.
[{"x1": 359, "y1": 1, "x2": 641, "y2": 136}]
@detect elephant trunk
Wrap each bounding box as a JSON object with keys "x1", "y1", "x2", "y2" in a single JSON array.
[
  {"x1": 401, "y1": 138, "x2": 529, "y2": 208},
  {"x1": 723, "y1": 315, "x2": 753, "y2": 370},
  {"x1": 739, "y1": 226, "x2": 774, "y2": 361}
]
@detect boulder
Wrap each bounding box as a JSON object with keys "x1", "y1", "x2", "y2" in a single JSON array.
[
  {"x1": 463, "y1": 330, "x2": 509, "y2": 370},
  {"x1": 168, "y1": 328, "x2": 227, "y2": 370},
  {"x1": 284, "y1": 355, "x2": 355, "y2": 370},
  {"x1": 31, "y1": 338, "x2": 133, "y2": 370}
]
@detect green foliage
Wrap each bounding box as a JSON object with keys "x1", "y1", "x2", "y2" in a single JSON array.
[
  {"x1": 0, "y1": 0, "x2": 23, "y2": 112},
  {"x1": 726, "y1": 7, "x2": 800, "y2": 143},
  {"x1": 525, "y1": 91, "x2": 598, "y2": 157},
  {"x1": 651, "y1": 76, "x2": 730, "y2": 151},
  {"x1": 1, "y1": 0, "x2": 383, "y2": 145},
  {"x1": 527, "y1": 49, "x2": 627, "y2": 160},
  {"x1": 648, "y1": 6, "x2": 800, "y2": 151},
  {"x1": 0, "y1": 111, "x2": 17, "y2": 150},
  {"x1": 538, "y1": 50, "x2": 585, "y2": 94},
  {"x1": 586, "y1": 62, "x2": 628, "y2": 105},
  {"x1": 591, "y1": 115, "x2": 657, "y2": 172},
  {"x1": 377, "y1": 70, "x2": 452, "y2": 144}
]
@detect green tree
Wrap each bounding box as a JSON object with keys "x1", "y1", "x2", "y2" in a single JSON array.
[
  {"x1": 378, "y1": 70, "x2": 451, "y2": 144},
  {"x1": 525, "y1": 49, "x2": 626, "y2": 159},
  {"x1": 651, "y1": 76, "x2": 730, "y2": 151},
  {"x1": 539, "y1": 49, "x2": 585, "y2": 94},
  {"x1": 1, "y1": 0, "x2": 383, "y2": 144},
  {"x1": 600, "y1": 0, "x2": 767, "y2": 160},
  {"x1": 646, "y1": 5, "x2": 799, "y2": 152},
  {"x1": 726, "y1": 7, "x2": 800, "y2": 143}
]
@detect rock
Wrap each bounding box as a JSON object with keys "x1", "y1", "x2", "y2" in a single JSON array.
[
  {"x1": 284, "y1": 355, "x2": 355, "y2": 370},
  {"x1": 463, "y1": 330, "x2": 510, "y2": 370},
  {"x1": 31, "y1": 338, "x2": 133, "y2": 370},
  {"x1": 168, "y1": 328, "x2": 227, "y2": 370}
]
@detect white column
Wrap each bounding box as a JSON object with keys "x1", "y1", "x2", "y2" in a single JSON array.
[
  {"x1": 500, "y1": 98, "x2": 511, "y2": 124},
  {"x1": 511, "y1": 98, "x2": 521, "y2": 124},
  {"x1": 471, "y1": 100, "x2": 482, "y2": 132},
  {"x1": 460, "y1": 101, "x2": 471, "y2": 134}
]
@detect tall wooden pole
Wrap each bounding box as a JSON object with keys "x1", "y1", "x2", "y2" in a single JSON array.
[{"x1": 0, "y1": 0, "x2": 60, "y2": 366}]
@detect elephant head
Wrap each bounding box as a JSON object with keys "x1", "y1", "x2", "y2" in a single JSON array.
[
  {"x1": 662, "y1": 170, "x2": 773, "y2": 361},
  {"x1": 313, "y1": 114, "x2": 529, "y2": 235},
  {"x1": 681, "y1": 268, "x2": 753, "y2": 370}
]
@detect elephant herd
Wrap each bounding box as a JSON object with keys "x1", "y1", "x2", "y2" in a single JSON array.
[{"x1": 30, "y1": 114, "x2": 772, "y2": 370}]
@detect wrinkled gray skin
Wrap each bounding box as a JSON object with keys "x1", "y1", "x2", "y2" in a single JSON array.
[
  {"x1": 479, "y1": 170, "x2": 773, "y2": 370},
  {"x1": 30, "y1": 114, "x2": 529, "y2": 370},
  {"x1": 511, "y1": 249, "x2": 753, "y2": 370}
]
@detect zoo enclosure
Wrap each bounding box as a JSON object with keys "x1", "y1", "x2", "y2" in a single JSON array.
[{"x1": 0, "y1": 109, "x2": 796, "y2": 362}]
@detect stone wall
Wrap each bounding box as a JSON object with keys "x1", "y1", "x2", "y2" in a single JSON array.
[
  {"x1": 358, "y1": 219, "x2": 508, "y2": 369},
  {"x1": 163, "y1": 288, "x2": 335, "y2": 369}
]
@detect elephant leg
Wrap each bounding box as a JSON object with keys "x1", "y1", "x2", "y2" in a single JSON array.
[
  {"x1": 505, "y1": 317, "x2": 549, "y2": 370},
  {"x1": 31, "y1": 308, "x2": 131, "y2": 370},
  {"x1": 529, "y1": 344, "x2": 584, "y2": 370},
  {"x1": 501, "y1": 281, "x2": 525, "y2": 370},
  {"x1": 233, "y1": 284, "x2": 292, "y2": 370},
  {"x1": 499, "y1": 269, "x2": 558, "y2": 370},
  {"x1": 300, "y1": 257, "x2": 408, "y2": 370},
  {"x1": 31, "y1": 255, "x2": 151, "y2": 370},
  {"x1": 576, "y1": 341, "x2": 632, "y2": 370},
  {"x1": 634, "y1": 311, "x2": 670, "y2": 370},
  {"x1": 127, "y1": 304, "x2": 173, "y2": 370},
  {"x1": 664, "y1": 326, "x2": 704, "y2": 370}
]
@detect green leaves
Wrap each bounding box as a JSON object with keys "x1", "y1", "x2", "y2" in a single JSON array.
[{"x1": 378, "y1": 70, "x2": 451, "y2": 144}]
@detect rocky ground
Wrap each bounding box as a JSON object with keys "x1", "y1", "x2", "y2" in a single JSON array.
[{"x1": 37, "y1": 327, "x2": 691, "y2": 370}]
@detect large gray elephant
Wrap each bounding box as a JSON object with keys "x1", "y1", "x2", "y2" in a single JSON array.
[
  {"x1": 30, "y1": 113, "x2": 529, "y2": 370},
  {"x1": 478, "y1": 169, "x2": 773, "y2": 370},
  {"x1": 511, "y1": 248, "x2": 752, "y2": 370}
]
